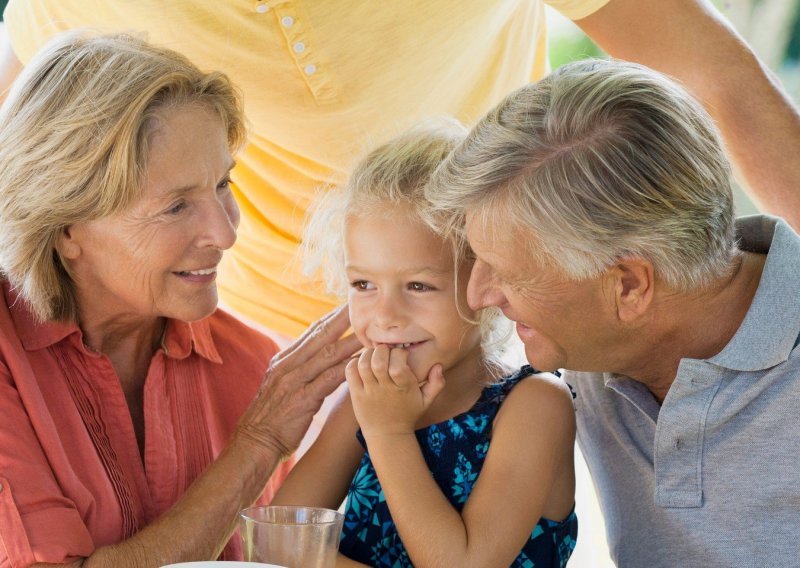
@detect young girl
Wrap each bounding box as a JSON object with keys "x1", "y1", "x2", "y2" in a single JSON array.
[{"x1": 273, "y1": 121, "x2": 577, "y2": 567}]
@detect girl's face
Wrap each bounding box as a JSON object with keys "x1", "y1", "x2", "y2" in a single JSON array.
[{"x1": 344, "y1": 206, "x2": 482, "y2": 382}]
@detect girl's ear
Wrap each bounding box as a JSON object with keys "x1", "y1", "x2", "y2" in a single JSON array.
[{"x1": 606, "y1": 258, "x2": 654, "y2": 322}]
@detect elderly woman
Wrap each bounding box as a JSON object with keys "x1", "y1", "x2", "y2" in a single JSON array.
[
  {"x1": 0, "y1": 33, "x2": 360, "y2": 567},
  {"x1": 426, "y1": 59, "x2": 800, "y2": 566}
]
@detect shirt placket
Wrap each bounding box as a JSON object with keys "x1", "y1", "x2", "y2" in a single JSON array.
[
  {"x1": 252, "y1": 0, "x2": 337, "y2": 102},
  {"x1": 653, "y1": 360, "x2": 724, "y2": 508}
]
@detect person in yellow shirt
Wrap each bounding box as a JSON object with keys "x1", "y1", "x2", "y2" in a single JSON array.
[{"x1": 2, "y1": 0, "x2": 799, "y2": 341}]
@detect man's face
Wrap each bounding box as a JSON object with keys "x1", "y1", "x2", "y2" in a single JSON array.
[{"x1": 464, "y1": 210, "x2": 618, "y2": 372}]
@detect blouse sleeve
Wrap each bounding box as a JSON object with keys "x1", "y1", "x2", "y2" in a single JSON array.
[{"x1": 0, "y1": 361, "x2": 94, "y2": 567}]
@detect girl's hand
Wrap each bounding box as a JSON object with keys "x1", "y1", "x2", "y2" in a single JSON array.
[{"x1": 345, "y1": 345, "x2": 445, "y2": 437}]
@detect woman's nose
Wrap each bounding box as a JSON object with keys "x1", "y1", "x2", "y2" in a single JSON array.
[{"x1": 200, "y1": 197, "x2": 238, "y2": 250}]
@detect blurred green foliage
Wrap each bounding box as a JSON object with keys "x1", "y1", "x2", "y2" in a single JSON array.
[
  {"x1": 547, "y1": 3, "x2": 800, "y2": 104},
  {"x1": 548, "y1": 32, "x2": 604, "y2": 69}
]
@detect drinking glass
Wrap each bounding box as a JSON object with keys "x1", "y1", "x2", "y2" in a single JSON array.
[{"x1": 239, "y1": 505, "x2": 344, "y2": 568}]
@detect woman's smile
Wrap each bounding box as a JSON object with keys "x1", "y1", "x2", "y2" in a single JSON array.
[{"x1": 174, "y1": 266, "x2": 218, "y2": 284}]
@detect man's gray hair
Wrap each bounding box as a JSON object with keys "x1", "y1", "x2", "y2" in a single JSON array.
[{"x1": 426, "y1": 59, "x2": 738, "y2": 291}]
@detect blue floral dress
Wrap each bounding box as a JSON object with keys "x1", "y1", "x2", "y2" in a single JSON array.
[{"x1": 339, "y1": 366, "x2": 578, "y2": 567}]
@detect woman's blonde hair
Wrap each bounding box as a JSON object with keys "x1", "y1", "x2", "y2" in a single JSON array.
[
  {"x1": 303, "y1": 119, "x2": 512, "y2": 373},
  {"x1": 0, "y1": 32, "x2": 245, "y2": 322},
  {"x1": 427, "y1": 59, "x2": 738, "y2": 292}
]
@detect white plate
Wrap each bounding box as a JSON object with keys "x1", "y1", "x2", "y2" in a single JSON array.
[{"x1": 161, "y1": 562, "x2": 285, "y2": 568}]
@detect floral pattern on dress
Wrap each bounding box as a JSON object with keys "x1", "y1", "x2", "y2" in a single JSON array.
[{"x1": 339, "y1": 366, "x2": 578, "y2": 567}]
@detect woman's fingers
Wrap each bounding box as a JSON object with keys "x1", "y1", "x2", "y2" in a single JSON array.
[
  {"x1": 270, "y1": 304, "x2": 354, "y2": 372},
  {"x1": 236, "y1": 306, "x2": 362, "y2": 459}
]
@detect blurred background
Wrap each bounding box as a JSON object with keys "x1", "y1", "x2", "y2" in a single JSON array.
[{"x1": 0, "y1": 0, "x2": 796, "y2": 566}]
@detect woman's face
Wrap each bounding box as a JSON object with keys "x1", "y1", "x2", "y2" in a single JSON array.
[{"x1": 60, "y1": 104, "x2": 239, "y2": 325}]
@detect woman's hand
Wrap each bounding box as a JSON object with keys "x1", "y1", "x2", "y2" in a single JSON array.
[
  {"x1": 346, "y1": 345, "x2": 445, "y2": 437},
  {"x1": 236, "y1": 305, "x2": 362, "y2": 460}
]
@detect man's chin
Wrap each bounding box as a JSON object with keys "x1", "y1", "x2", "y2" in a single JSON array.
[{"x1": 523, "y1": 347, "x2": 555, "y2": 373}]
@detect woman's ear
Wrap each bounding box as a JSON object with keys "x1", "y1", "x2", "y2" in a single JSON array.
[
  {"x1": 57, "y1": 226, "x2": 82, "y2": 260},
  {"x1": 607, "y1": 258, "x2": 654, "y2": 322}
]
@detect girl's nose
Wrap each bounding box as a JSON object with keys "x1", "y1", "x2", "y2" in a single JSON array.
[{"x1": 373, "y1": 292, "x2": 405, "y2": 329}]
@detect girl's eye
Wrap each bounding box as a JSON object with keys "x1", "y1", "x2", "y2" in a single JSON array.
[
  {"x1": 350, "y1": 280, "x2": 374, "y2": 291},
  {"x1": 166, "y1": 201, "x2": 187, "y2": 215},
  {"x1": 408, "y1": 282, "x2": 432, "y2": 292},
  {"x1": 217, "y1": 177, "x2": 232, "y2": 191}
]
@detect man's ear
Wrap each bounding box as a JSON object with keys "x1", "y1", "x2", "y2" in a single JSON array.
[
  {"x1": 606, "y1": 258, "x2": 654, "y2": 322},
  {"x1": 56, "y1": 226, "x2": 82, "y2": 261}
]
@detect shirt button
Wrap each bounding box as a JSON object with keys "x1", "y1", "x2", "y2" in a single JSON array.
[
  {"x1": 281, "y1": 16, "x2": 294, "y2": 27},
  {"x1": 304, "y1": 64, "x2": 317, "y2": 75},
  {"x1": 255, "y1": 3, "x2": 269, "y2": 13},
  {"x1": 293, "y1": 42, "x2": 306, "y2": 54}
]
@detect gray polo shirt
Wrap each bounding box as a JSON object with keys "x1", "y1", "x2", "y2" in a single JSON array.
[{"x1": 570, "y1": 215, "x2": 800, "y2": 567}]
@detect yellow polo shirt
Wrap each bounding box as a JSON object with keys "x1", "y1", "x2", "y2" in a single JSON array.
[{"x1": 5, "y1": 0, "x2": 609, "y2": 337}]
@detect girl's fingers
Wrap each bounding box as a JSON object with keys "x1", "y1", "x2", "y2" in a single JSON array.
[
  {"x1": 369, "y1": 345, "x2": 392, "y2": 386},
  {"x1": 344, "y1": 357, "x2": 363, "y2": 392},
  {"x1": 420, "y1": 363, "x2": 446, "y2": 403},
  {"x1": 358, "y1": 348, "x2": 378, "y2": 387},
  {"x1": 387, "y1": 348, "x2": 414, "y2": 388}
]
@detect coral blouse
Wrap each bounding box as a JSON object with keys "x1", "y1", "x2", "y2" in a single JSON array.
[{"x1": 0, "y1": 282, "x2": 288, "y2": 566}]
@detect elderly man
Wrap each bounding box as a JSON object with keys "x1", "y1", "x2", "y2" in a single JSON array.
[{"x1": 426, "y1": 59, "x2": 800, "y2": 566}]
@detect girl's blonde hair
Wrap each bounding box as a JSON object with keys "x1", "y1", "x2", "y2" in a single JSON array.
[
  {"x1": 303, "y1": 119, "x2": 512, "y2": 373},
  {"x1": 0, "y1": 32, "x2": 245, "y2": 322}
]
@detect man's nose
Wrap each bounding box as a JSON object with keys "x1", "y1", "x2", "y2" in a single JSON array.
[{"x1": 467, "y1": 260, "x2": 504, "y2": 310}]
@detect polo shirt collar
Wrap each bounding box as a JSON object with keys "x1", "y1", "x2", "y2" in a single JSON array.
[
  {"x1": 709, "y1": 215, "x2": 800, "y2": 372},
  {"x1": 5, "y1": 281, "x2": 222, "y2": 364}
]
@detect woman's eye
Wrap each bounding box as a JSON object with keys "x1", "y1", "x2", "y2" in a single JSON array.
[
  {"x1": 166, "y1": 201, "x2": 187, "y2": 215},
  {"x1": 350, "y1": 280, "x2": 373, "y2": 291},
  {"x1": 217, "y1": 177, "x2": 232, "y2": 191},
  {"x1": 408, "y1": 282, "x2": 432, "y2": 292}
]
